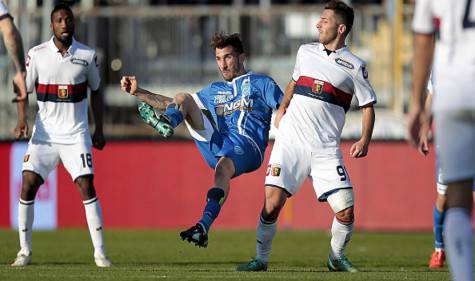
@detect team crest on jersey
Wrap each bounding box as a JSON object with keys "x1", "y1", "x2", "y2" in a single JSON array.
[
  {"x1": 312, "y1": 80, "x2": 324, "y2": 94},
  {"x1": 23, "y1": 154, "x2": 30, "y2": 162},
  {"x1": 335, "y1": 58, "x2": 354, "y2": 69},
  {"x1": 71, "y1": 58, "x2": 89, "y2": 67},
  {"x1": 58, "y1": 86, "x2": 69, "y2": 99}
]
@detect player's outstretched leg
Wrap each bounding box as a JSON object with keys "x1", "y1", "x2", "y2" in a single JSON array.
[
  {"x1": 179, "y1": 223, "x2": 208, "y2": 247},
  {"x1": 137, "y1": 102, "x2": 174, "y2": 138}
]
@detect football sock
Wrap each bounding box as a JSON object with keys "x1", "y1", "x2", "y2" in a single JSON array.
[
  {"x1": 83, "y1": 197, "x2": 106, "y2": 257},
  {"x1": 330, "y1": 217, "x2": 354, "y2": 260},
  {"x1": 18, "y1": 199, "x2": 34, "y2": 255},
  {"x1": 163, "y1": 104, "x2": 184, "y2": 128},
  {"x1": 444, "y1": 208, "x2": 472, "y2": 281},
  {"x1": 198, "y1": 187, "x2": 225, "y2": 233},
  {"x1": 433, "y1": 205, "x2": 445, "y2": 250},
  {"x1": 255, "y1": 215, "x2": 277, "y2": 263}
]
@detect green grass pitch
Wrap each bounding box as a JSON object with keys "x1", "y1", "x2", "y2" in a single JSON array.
[{"x1": 0, "y1": 229, "x2": 450, "y2": 280}]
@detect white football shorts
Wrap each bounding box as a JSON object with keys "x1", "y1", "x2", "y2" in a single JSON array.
[
  {"x1": 265, "y1": 137, "x2": 352, "y2": 201},
  {"x1": 435, "y1": 109, "x2": 475, "y2": 184},
  {"x1": 22, "y1": 139, "x2": 94, "y2": 181}
]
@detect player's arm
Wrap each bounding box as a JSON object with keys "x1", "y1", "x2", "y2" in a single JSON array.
[
  {"x1": 408, "y1": 33, "x2": 434, "y2": 146},
  {"x1": 274, "y1": 80, "x2": 295, "y2": 128},
  {"x1": 120, "y1": 76, "x2": 172, "y2": 111},
  {"x1": 0, "y1": 15, "x2": 27, "y2": 101},
  {"x1": 90, "y1": 89, "x2": 105, "y2": 150},
  {"x1": 14, "y1": 94, "x2": 28, "y2": 139},
  {"x1": 350, "y1": 103, "x2": 375, "y2": 158}
]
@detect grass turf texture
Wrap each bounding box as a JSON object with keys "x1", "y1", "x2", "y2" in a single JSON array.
[{"x1": 0, "y1": 229, "x2": 449, "y2": 280}]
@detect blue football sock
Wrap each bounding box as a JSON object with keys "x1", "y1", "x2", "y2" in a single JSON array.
[
  {"x1": 433, "y1": 205, "x2": 445, "y2": 249},
  {"x1": 163, "y1": 105, "x2": 183, "y2": 128},
  {"x1": 198, "y1": 187, "x2": 225, "y2": 233}
]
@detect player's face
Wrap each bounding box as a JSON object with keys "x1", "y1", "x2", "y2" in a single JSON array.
[
  {"x1": 215, "y1": 46, "x2": 245, "y2": 82},
  {"x1": 316, "y1": 10, "x2": 340, "y2": 45},
  {"x1": 51, "y1": 9, "x2": 75, "y2": 44}
]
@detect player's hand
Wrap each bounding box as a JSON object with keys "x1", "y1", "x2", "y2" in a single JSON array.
[
  {"x1": 92, "y1": 130, "x2": 106, "y2": 150},
  {"x1": 120, "y1": 76, "x2": 138, "y2": 96},
  {"x1": 417, "y1": 121, "x2": 431, "y2": 156},
  {"x1": 350, "y1": 139, "x2": 368, "y2": 158},
  {"x1": 14, "y1": 120, "x2": 29, "y2": 139},
  {"x1": 11, "y1": 71, "x2": 27, "y2": 103},
  {"x1": 407, "y1": 107, "x2": 426, "y2": 147}
]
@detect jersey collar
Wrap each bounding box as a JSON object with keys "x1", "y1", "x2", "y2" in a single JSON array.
[
  {"x1": 318, "y1": 43, "x2": 348, "y2": 56},
  {"x1": 226, "y1": 71, "x2": 252, "y2": 85},
  {"x1": 48, "y1": 37, "x2": 78, "y2": 57}
]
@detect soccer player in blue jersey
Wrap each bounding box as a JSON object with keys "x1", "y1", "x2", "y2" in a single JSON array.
[{"x1": 120, "y1": 33, "x2": 283, "y2": 247}]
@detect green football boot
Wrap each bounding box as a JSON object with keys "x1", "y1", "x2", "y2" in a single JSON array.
[
  {"x1": 137, "y1": 102, "x2": 174, "y2": 138},
  {"x1": 236, "y1": 257, "x2": 268, "y2": 272},
  {"x1": 327, "y1": 255, "x2": 359, "y2": 273}
]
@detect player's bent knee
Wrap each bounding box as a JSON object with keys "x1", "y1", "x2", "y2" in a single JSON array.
[
  {"x1": 327, "y1": 188, "x2": 354, "y2": 213},
  {"x1": 335, "y1": 207, "x2": 354, "y2": 224}
]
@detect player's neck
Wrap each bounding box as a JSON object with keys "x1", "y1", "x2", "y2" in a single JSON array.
[
  {"x1": 53, "y1": 37, "x2": 72, "y2": 56},
  {"x1": 323, "y1": 38, "x2": 346, "y2": 53}
]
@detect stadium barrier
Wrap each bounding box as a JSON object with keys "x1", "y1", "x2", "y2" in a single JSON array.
[{"x1": 0, "y1": 140, "x2": 442, "y2": 231}]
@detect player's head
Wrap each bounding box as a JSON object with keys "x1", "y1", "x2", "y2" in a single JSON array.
[
  {"x1": 317, "y1": 0, "x2": 354, "y2": 45},
  {"x1": 50, "y1": 3, "x2": 75, "y2": 44},
  {"x1": 211, "y1": 33, "x2": 246, "y2": 82}
]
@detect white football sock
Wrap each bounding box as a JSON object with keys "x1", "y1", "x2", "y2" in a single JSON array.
[
  {"x1": 83, "y1": 197, "x2": 106, "y2": 258},
  {"x1": 330, "y1": 217, "x2": 353, "y2": 259},
  {"x1": 18, "y1": 199, "x2": 34, "y2": 255},
  {"x1": 256, "y1": 217, "x2": 277, "y2": 263},
  {"x1": 444, "y1": 208, "x2": 472, "y2": 281}
]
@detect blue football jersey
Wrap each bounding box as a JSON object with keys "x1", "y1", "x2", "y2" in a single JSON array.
[{"x1": 196, "y1": 72, "x2": 283, "y2": 155}]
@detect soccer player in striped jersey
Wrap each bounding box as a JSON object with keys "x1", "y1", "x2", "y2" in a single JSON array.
[
  {"x1": 120, "y1": 33, "x2": 283, "y2": 248},
  {"x1": 410, "y1": 0, "x2": 475, "y2": 280},
  {"x1": 12, "y1": 4, "x2": 110, "y2": 268},
  {"x1": 237, "y1": 0, "x2": 376, "y2": 272}
]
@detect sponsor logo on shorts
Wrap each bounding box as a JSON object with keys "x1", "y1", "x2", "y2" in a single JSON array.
[
  {"x1": 335, "y1": 58, "x2": 354, "y2": 69},
  {"x1": 58, "y1": 86, "x2": 69, "y2": 99},
  {"x1": 71, "y1": 57, "x2": 89, "y2": 67},
  {"x1": 23, "y1": 154, "x2": 30, "y2": 162},
  {"x1": 313, "y1": 80, "x2": 324, "y2": 94}
]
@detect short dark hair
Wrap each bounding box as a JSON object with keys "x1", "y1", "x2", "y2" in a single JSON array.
[
  {"x1": 50, "y1": 3, "x2": 74, "y2": 22},
  {"x1": 210, "y1": 33, "x2": 245, "y2": 54},
  {"x1": 324, "y1": 0, "x2": 354, "y2": 35}
]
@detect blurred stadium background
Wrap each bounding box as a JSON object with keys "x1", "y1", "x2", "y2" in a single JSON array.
[{"x1": 0, "y1": 0, "x2": 457, "y2": 234}]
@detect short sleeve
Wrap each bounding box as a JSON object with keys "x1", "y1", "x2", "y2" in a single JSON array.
[
  {"x1": 196, "y1": 84, "x2": 214, "y2": 111},
  {"x1": 263, "y1": 77, "x2": 283, "y2": 110},
  {"x1": 87, "y1": 52, "x2": 101, "y2": 91},
  {"x1": 25, "y1": 50, "x2": 38, "y2": 93},
  {"x1": 291, "y1": 45, "x2": 303, "y2": 82},
  {"x1": 353, "y1": 63, "x2": 377, "y2": 106},
  {"x1": 412, "y1": 0, "x2": 434, "y2": 34}
]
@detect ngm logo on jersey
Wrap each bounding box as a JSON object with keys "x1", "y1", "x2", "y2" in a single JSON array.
[
  {"x1": 10, "y1": 143, "x2": 57, "y2": 230},
  {"x1": 223, "y1": 77, "x2": 254, "y2": 115}
]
